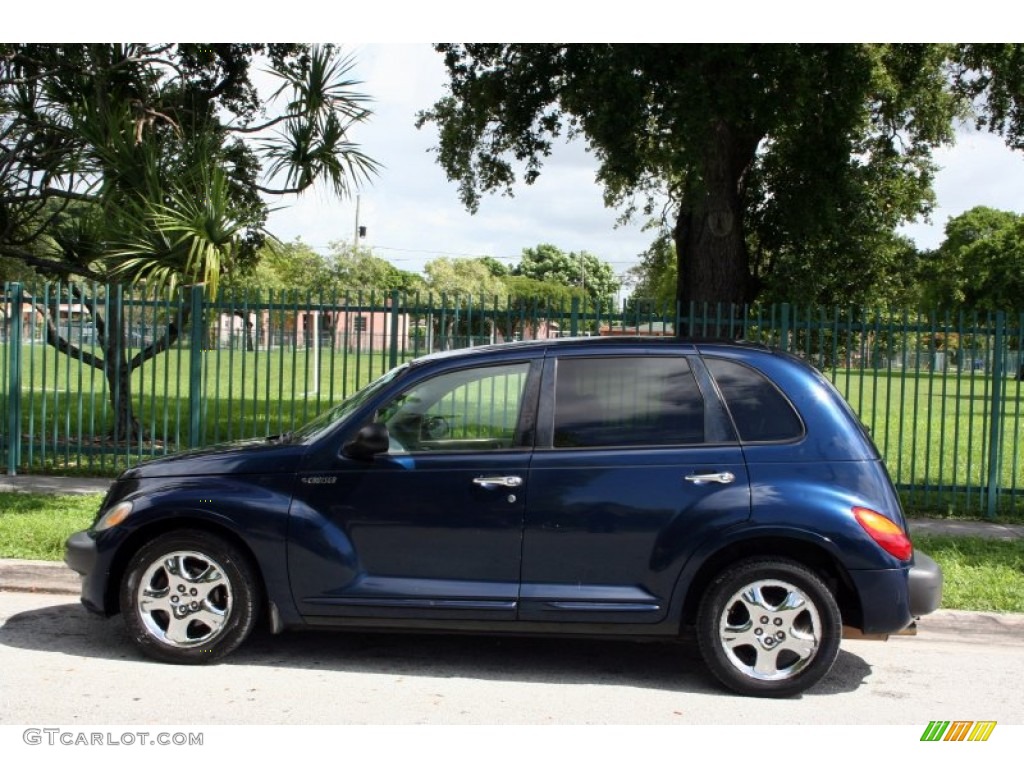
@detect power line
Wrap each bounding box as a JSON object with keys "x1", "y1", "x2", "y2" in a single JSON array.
[{"x1": 287, "y1": 241, "x2": 643, "y2": 267}]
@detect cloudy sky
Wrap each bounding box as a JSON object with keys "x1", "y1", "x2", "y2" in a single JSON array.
[
  {"x1": 265, "y1": 44, "x2": 654, "y2": 279},
  {"x1": 265, "y1": 43, "x2": 1024, "y2": 281}
]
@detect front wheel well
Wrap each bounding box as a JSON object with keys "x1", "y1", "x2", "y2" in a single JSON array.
[
  {"x1": 104, "y1": 518, "x2": 266, "y2": 618},
  {"x1": 679, "y1": 537, "x2": 862, "y2": 630}
]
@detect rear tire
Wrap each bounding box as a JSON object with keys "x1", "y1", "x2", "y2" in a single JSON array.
[
  {"x1": 119, "y1": 530, "x2": 259, "y2": 664},
  {"x1": 696, "y1": 558, "x2": 841, "y2": 697}
]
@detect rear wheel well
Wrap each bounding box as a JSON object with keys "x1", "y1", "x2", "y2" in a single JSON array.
[
  {"x1": 679, "y1": 537, "x2": 862, "y2": 630},
  {"x1": 104, "y1": 519, "x2": 266, "y2": 618}
]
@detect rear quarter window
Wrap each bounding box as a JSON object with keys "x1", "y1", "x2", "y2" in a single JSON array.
[{"x1": 704, "y1": 357, "x2": 804, "y2": 442}]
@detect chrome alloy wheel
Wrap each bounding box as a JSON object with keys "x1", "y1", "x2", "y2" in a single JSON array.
[
  {"x1": 717, "y1": 578, "x2": 822, "y2": 681},
  {"x1": 135, "y1": 550, "x2": 233, "y2": 648}
]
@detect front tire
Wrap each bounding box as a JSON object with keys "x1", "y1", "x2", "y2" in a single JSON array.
[
  {"x1": 119, "y1": 530, "x2": 259, "y2": 664},
  {"x1": 696, "y1": 558, "x2": 841, "y2": 697}
]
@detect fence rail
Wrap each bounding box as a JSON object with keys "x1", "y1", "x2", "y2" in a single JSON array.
[{"x1": 2, "y1": 282, "x2": 1022, "y2": 517}]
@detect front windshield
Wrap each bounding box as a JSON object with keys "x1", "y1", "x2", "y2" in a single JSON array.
[{"x1": 290, "y1": 363, "x2": 410, "y2": 443}]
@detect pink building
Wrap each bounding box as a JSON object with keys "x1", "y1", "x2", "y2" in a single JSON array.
[{"x1": 216, "y1": 306, "x2": 410, "y2": 352}]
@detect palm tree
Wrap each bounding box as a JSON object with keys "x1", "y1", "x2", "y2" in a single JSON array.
[{"x1": 1, "y1": 44, "x2": 379, "y2": 443}]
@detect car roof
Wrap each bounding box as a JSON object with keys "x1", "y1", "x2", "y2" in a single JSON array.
[{"x1": 408, "y1": 336, "x2": 776, "y2": 368}]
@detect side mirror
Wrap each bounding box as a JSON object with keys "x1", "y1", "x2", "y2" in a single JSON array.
[{"x1": 342, "y1": 423, "x2": 390, "y2": 460}]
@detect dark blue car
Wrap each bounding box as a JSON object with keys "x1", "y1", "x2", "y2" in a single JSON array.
[{"x1": 65, "y1": 338, "x2": 942, "y2": 697}]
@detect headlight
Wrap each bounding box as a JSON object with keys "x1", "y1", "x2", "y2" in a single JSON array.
[{"x1": 94, "y1": 500, "x2": 134, "y2": 532}]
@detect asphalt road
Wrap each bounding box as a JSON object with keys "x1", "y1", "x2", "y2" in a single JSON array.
[{"x1": 0, "y1": 591, "x2": 1022, "y2": 726}]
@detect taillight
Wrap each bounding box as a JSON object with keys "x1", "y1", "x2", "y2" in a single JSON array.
[{"x1": 853, "y1": 507, "x2": 913, "y2": 561}]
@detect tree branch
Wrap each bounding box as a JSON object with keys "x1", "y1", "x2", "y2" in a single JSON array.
[
  {"x1": 226, "y1": 115, "x2": 292, "y2": 134},
  {"x1": 0, "y1": 246, "x2": 105, "y2": 281},
  {"x1": 255, "y1": 184, "x2": 309, "y2": 195},
  {"x1": 39, "y1": 305, "x2": 106, "y2": 371},
  {"x1": 2, "y1": 187, "x2": 98, "y2": 204},
  {"x1": 128, "y1": 302, "x2": 192, "y2": 371}
]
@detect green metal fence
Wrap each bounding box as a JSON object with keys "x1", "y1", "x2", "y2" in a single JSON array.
[{"x1": 2, "y1": 282, "x2": 1022, "y2": 517}]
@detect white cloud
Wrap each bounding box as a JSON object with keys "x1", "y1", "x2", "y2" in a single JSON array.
[
  {"x1": 265, "y1": 44, "x2": 653, "y2": 275},
  {"x1": 265, "y1": 44, "x2": 1024, "y2": 273},
  {"x1": 900, "y1": 129, "x2": 1024, "y2": 250}
]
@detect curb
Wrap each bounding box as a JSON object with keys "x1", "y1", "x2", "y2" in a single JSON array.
[{"x1": 0, "y1": 558, "x2": 81, "y2": 595}]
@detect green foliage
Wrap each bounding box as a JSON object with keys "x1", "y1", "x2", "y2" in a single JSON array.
[
  {"x1": 424, "y1": 256, "x2": 509, "y2": 301},
  {"x1": 755, "y1": 232, "x2": 926, "y2": 308},
  {"x1": 419, "y1": 257, "x2": 509, "y2": 344},
  {"x1": 419, "y1": 44, "x2": 1024, "y2": 306},
  {"x1": 0, "y1": 493, "x2": 103, "y2": 560},
  {"x1": 223, "y1": 238, "x2": 425, "y2": 297},
  {"x1": 0, "y1": 44, "x2": 379, "y2": 438},
  {"x1": 513, "y1": 243, "x2": 618, "y2": 307},
  {"x1": 1, "y1": 43, "x2": 378, "y2": 294},
  {"x1": 919, "y1": 207, "x2": 1024, "y2": 312},
  {"x1": 223, "y1": 238, "x2": 332, "y2": 294},
  {"x1": 478, "y1": 255, "x2": 510, "y2": 278},
  {"x1": 503, "y1": 274, "x2": 578, "y2": 309},
  {"x1": 955, "y1": 44, "x2": 1024, "y2": 148},
  {"x1": 328, "y1": 241, "x2": 425, "y2": 295},
  {"x1": 626, "y1": 231, "x2": 677, "y2": 311},
  {"x1": 912, "y1": 534, "x2": 1024, "y2": 613}
]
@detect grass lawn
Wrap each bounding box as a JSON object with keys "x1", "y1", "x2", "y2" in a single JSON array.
[
  {"x1": 831, "y1": 369, "x2": 1024, "y2": 517},
  {"x1": 5, "y1": 344, "x2": 416, "y2": 474},
  {"x1": 0, "y1": 492, "x2": 102, "y2": 561},
  {"x1": 914, "y1": 534, "x2": 1024, "y2": 613},
  {"x1": 4, "y1": 339, "x2": 1024, "y2": 518}
]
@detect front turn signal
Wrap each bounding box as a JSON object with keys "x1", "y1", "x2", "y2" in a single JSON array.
[{"x1": 94, "y1": 500, "x2": 134, "y2": 532}]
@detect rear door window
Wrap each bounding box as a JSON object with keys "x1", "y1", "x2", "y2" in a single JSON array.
[{"x1": 553, "y1": 356, "x2": 704, "y2": 448}]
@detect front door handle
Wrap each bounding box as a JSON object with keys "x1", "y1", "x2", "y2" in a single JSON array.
[
  {"x1": 473, "y1": 475, "x2": 523, "y2": 488},
  {"x1": 684, "y1": 472, "x2": 736, "y2": 485}
]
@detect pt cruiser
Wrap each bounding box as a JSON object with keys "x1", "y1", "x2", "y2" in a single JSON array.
[{"x1": 66, "y1": 338, "x2": 942, "y2": 697}]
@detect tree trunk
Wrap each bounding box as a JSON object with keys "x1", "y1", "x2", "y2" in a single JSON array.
[
  {"x1": 102, "y1": 299, "x2": 144, "y2": 443},
  {"x1": 673, "y1": 120, "x2": 758, "y2": 311},
  {"x1": 43, "y1": 286, "x2": 191, "y2": 444}
]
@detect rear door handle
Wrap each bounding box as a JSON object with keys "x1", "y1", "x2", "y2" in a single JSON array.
[
  {"x1": 684, "y1": 472, "x2": 736, "y2": 485},
  {"x1": 473, "y1": 475, "x2": 523, "y2": 488}
]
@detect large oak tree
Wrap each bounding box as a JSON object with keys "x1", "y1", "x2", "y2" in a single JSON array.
[{"x1": 419, "y1": 44, "x2": 1024, "y2": 307}]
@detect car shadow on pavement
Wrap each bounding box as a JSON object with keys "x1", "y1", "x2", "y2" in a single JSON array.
[{"x1": 0, "y1": 600, "x2": 872, "y2": 697}]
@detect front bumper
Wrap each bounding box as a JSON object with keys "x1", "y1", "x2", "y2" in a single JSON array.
[
  {"x1": 64, "y1": 530, "x2": 108, "y2": 615},
  {"x1": 64, "y1": 530, "x2": 96, "y2": 576},
  {"x1": 908, "y1": 550, "x2": 943, "y2": 616}
]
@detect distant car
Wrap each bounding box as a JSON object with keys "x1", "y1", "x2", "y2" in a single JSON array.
[{"x1": 66, "y1": 338, "x2": 942, "y2": 697}]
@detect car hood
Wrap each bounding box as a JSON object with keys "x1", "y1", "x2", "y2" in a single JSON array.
[{"x1": 119, "y1": 438, "x2": 306, "y2": 479}]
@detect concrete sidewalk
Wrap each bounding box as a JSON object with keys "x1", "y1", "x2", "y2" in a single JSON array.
[
  {"x1": 1, "y1": 473, "x2": 1022, "y2": 599},
  {"x1": 0, "y1": 474, "x2": 111, "y2": 496}
]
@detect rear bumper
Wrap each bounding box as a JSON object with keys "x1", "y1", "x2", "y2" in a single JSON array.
[
  {"x1": 908, "y1": 550, "x2": 943, "y2": 616},
  {"x1": 848, "y1": 567, "x2": 914, "y2": 633}
]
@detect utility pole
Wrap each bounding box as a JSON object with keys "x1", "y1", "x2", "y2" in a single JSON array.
[{"x1": 354, "y1": 194, "x2": 361, "y2": 251}]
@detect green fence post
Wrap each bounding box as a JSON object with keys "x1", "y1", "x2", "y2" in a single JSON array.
[
  {"x1": 779, "y1": 303, "x2": 791, "y2": 353},
  {"x1": 6, "y1": 282, "x2": 23, "y2": 475},
  {"x1": 389, "y1": 290, "x2": 400, "y2": 369},
  {"x1": 570, "y1": 297, "x2": 580, "y2": 337},
  {"x1": 188, "y1": 285, "x2": 205, "y2": 449},
  {"x1": 986, "y1": 311, "x2": 1005, "y2": 518}
]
